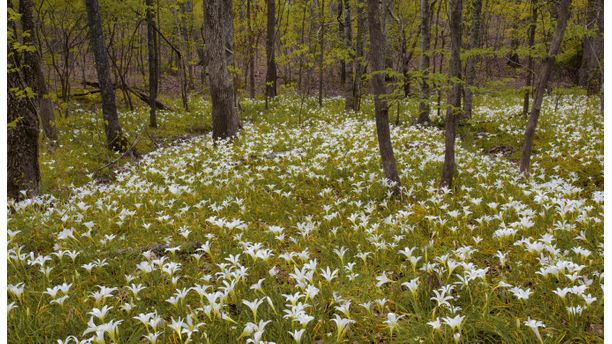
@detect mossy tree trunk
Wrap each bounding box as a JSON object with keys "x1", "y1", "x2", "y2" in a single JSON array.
[
  {"x1": 520, "y1": 0, "x2": 571, "y2": 175},
  {"x1": 84, "y1": 0, "x2": 129, "y2": 152},
  {"x1": 204, "y1": 0, "x2": 241, "y2": 140},
  {"x1": 19, "y1": 0, "x2": 58, "y2": 147},
  {"x1": 440, "y1": 0, "x2": 462, "y2": 189},
  {"x1": 367, "y1": 0, "x2": 401, "y2": 196}
]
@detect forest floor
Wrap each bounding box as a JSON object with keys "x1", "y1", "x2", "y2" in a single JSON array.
[{"x1": 8, "y1": 90, "x2": 603, "y2": 343}]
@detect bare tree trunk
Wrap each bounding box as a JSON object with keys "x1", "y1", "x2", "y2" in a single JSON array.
[
  {"x1": 8, "y1": 29, "x2": 41, "y2": 200},
  {"x1": 146, "y1": 0, "x2": 158, "y2": 128},
  {"x1": 400, "y1": 31, "x2": 408, "y2": 98},
  {"x1": 171, "y1": 6, "x2": 190, "y2": 110},
  {"x1": 85, "y1": 0, "x2": 129, "y2": 152},
  {"x1": 367, "y1": 0, "x2": 401, "y2": 196},
  {"x1": 432, "y1": 0, "x2": 444, "y2": 119},
  {"x1": 297, "y1": 4, "x2": 307, "y2": 94},
  {"x1": 353, "y1": 0, "x2": 366, "y2": 111},
  {"x1": 318, "y1": 0, "x2": 326, "y2": 107},
  {"x1": 204, "y1": 0, "x2": 241, "y2": 140},
  {"x1": 179, "y1": 0, "x2": 195, "y2": 89},
  {"x1": 462, "y1": 0, "x2": 481, "y2": 120},
  {"x1": 265, "y1": 0, "x2": 277, "y2": 99},
  {"x1": 522, "y1": 0, "x2": 537, "y2": 117},
  {"x1": 440, "y1": 0, "x2": 462, "y2": 189},
  {"x1": 417, "y1": 0, "x2": 433, "y2": 124},
  {"x1": 137, "y1": 30, "x2": 146, "y2": 81},
  {"x1": 381, "y1": 0, "x2": 393, "y2": 75},
  {"x1": 106, "y1": 28, "x2": 135, "y2": 112},
  {"x1": 247, "y1": 0, "x2": 256, "y2": 98},
  {"x1": 398, "y1": 20, "x2": 412, "y2": 99},
  {"x1": 338, "y1": 0, "x2": 346, "y2": 85},
  {"x1": 281, "y1": 1, "x2": 292, "y2": 84},
  {"x1": 343, "y1": 0, "x2": 355, "y2": 111},
  {"x1": 20, "y1": 0, "x2": 58, "y2": 147},
  {"x1": 578, "y1": 0, "x2": 603, "y2": 95},
  {"x1": 156, "y1": 0, "x2": 162, "y2": 85},
  {"x1": 520, "y1": 0, "x2": 570, "y2": 175},
  {"x1": 435, "y1": 35, "x2": 445, "y2": 119}
]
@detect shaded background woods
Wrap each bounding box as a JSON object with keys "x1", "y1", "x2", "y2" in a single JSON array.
[{"x1": 13, "y1": 0, "x2": 603, "y2": 111}]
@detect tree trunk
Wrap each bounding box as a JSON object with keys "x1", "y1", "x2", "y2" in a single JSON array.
[
  {"x1": 297, "y1": 3, "x2": 307, "y2": 94},
  {"x1": 578, "y1": 0, "x2": 603, "y2": 95},
  {"x1": 265, "y1": 0, "x2": 277, "y2": 99},
  {"x1": 353, "y1": 0, "x2": 366, "y2": 111},
  {"x1": 400, "y1": 32, "x2": 408, "y2": 98},
  {"x1": 106, "y1": 29, "x2": 135, "y2": 112},
  {"x1": 171, "y1": 6, "x2": 190, "y2": 110},
  {"x1": 138, "y1": 31, "x2": 146, "y2": 81},
  {"x1": 156, "y1": 0, "x2": 162, "y2": 85},
  {"x1": 19, "y1": 0, "x2": 57, "y2": 147},
  {"x1": 338, "y1": 0, "x2": 346, "y2": 85},
  {"x1": 432, "y1": 0, "x2": 444, "y2": 119},
  {"x1": 318, "y1": 0, "x2": 326, "y2": 107},
  {"x1": 522, "y1": 0, "x2": 537, "y2": 116},
  {"x1": 520, "y1": 0, "x2": 571, "y2": 175},
  {"x1": 146, "y1": 0, "x2": 158, "y2": 128},
  {"x1": 462, "y1": 0, "x2": 482, "y2": 120},
  {"x1": 343, "y1": 0, "x2": 355, "y2": 111},
  {"x1": 417, "y1": 0, "x2": 432, "y2": 124},
  {"x1": 179, "y1": 0, "x2": 195, "y2": 89},
  {"x1": 367, "y1": 0, "x2": 401, "y2": 196},
  {"x1": 402, "y1": 34, "x2": 420, "y2": 99},
  {"x1": 204, "y1": 0, "x2": 241, "y2": 140},
  {"x1": 247, "y1": 0, "x2": 256, "y2": 98},
  {"x1": 8, "y1": 32, "x2": 41, "y2": 200},
  {"x1": 381, "y1": 0, "x2": 393, "y2": 75},
  {"x1": 440, "y1": 0, "x2": 462, "y2": 189},
  {"x1": 84, "y1": 0, "x2": 129, "y2": 152}
]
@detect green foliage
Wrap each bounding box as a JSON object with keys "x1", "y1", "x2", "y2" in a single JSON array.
[{"x1": 7, "y1": 116, "x2": 23, "y2": 129}]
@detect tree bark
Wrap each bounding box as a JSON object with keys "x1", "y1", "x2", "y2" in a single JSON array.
[
  {"x1": 353, "y1": 0, "x2": 367, "y2": 111},
  {"x1": 462, "y1": 0, "x2": 482, "y2": 120},
  {"x1": 432, "y1": 0, "x2": 444, "y2": 119},
  {"x1": 179, "y1": 0, "x2": 195, "y2": 89},
  {"x1": 19, "y1": 0, "x2": 58, "y2": 147},
  {"x1": 440, "y1": 0, "x2": 462, "y2": 189},
  {"x1": 353, "y1": 0, "x2": 366, "y2": 111},
  {"x1": 8, "y1": 29, "x2": 41, "y2": 200},
  {"x1": 156, "y1": 0, "x2": 162, "y2": 85},
  {"x1": 204, "y1": 0, "x2": 241, "y2": 140},
  {"x1": 146, "y1": 0, "x2": 158, "y2": 128},
  {"x1": 318, "y1": 0, "x2": 326, "y2": 107},
  {"x1": 520, "y1": 0, "x2": 571, "y2": 175},
  {"x1": 522, "y1": 0, "x2": 537, "y2": 117},
  {"x1": 417, "y1": 0, "x2": 433, "y2": 124},
  {"x1": 338, "y1": 0, "x2": 346, "y2": 85},
  {"x1": 343, "y1": 0, "x2": 355, "y2": 111},
  {"x1": 84, "y1": 0, "x2": 129, "y2": 152},
  {"x1": 171, "y1": 6, "x2": 190, "y2": 110},
  {"x1": 265, "y1": 0, "x2": 277, "y2": 99},
  {"x1": 247, "y1": 0, "x2": 256, "y2": 98},
  {"x1": 381, "y1": 0, "x2": 393, "y2": 75},
  {"x1": 367, "y1": 0, "x2": 401, "y2": 196},
  {"x1": 297, "y1": 3, "x2": 307, "y2": 94},
  {"x1": 578, "y1": 0, "x2": 603, "y2": 95}
]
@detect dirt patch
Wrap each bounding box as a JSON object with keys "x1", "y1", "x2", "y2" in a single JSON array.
[
  {"x1": 588, "y1": 323, "x2": 604, "y2": 338},
  {"x1": 486, "y1": 145, "x2": 514, "y2": 157}
]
